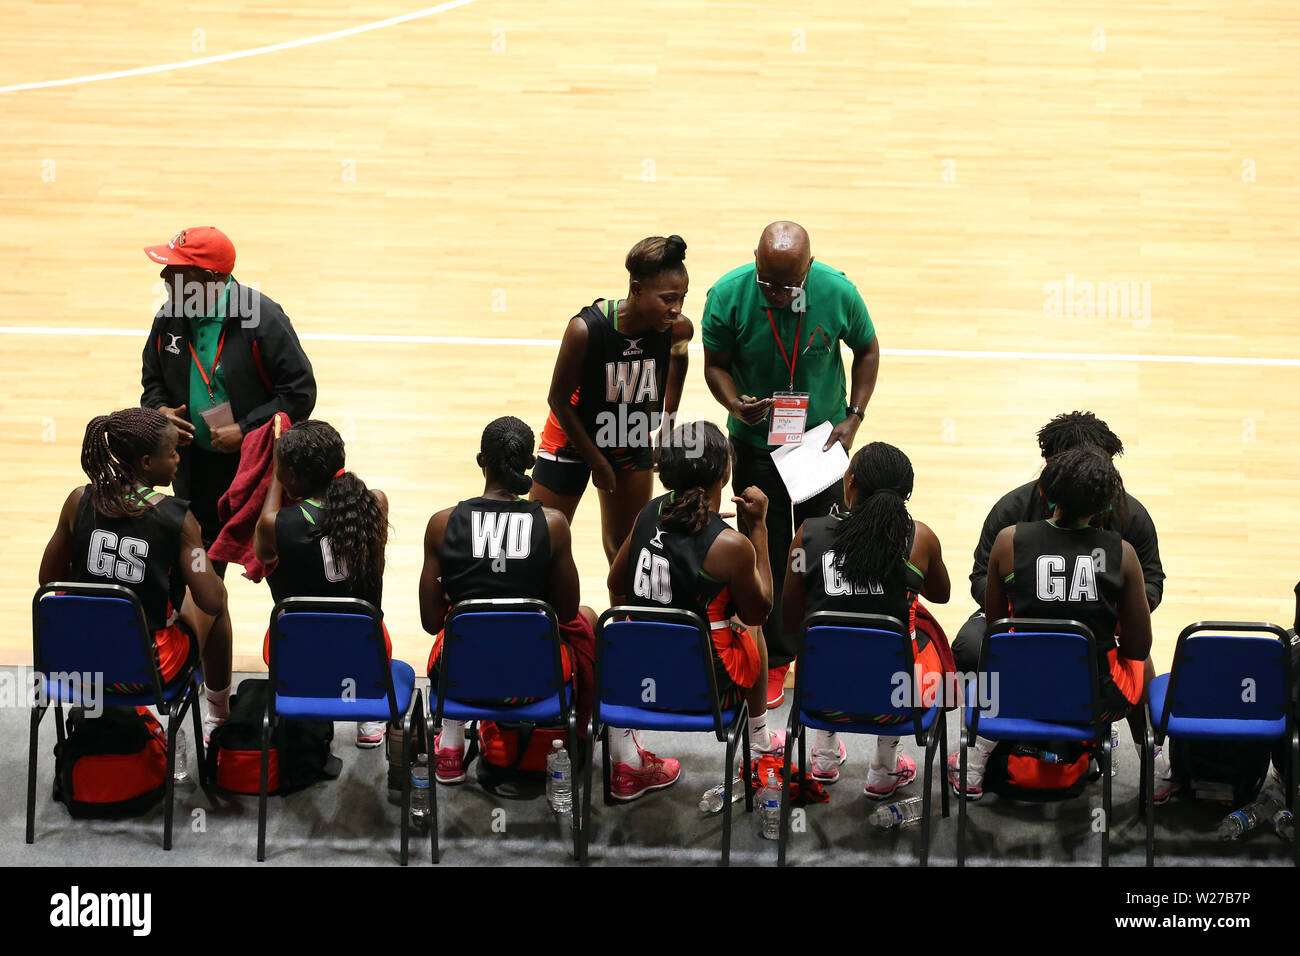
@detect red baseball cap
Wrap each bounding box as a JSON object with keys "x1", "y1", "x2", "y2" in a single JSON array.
[{"x1": 143, "y1": 226, "x2": 236, "y2": 274}]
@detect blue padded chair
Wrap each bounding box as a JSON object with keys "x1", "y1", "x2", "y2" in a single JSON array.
[
  {"x1": 1148, "y1": 621, "x2": 1296, "y2": 866},
  {"x1": 28, "y1": 582, "x2": 206, "y2": 851},
  {"x1": 780, "y1": 611, "x2": 949, "y2": 866},
  {"x1": 579, "y1": 606, "x2": 752, "y2": 866},
  {"x1": 260, "y1": 597, "x2": 420, "y2": 864},
  {"x1": 958, "y1": 618, "x2": 1120, "y2": 867},
  {"x1": 426, "y1": 598, "x2": 579, "y2": 863}
]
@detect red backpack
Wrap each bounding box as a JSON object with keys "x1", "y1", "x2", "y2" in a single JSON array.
[
  {"x1": 983, "y1": 739, "x2": 1099, "y2": 801},
  {"x1": 53, "y1": 707, "x2": 168, "y2": 818}
]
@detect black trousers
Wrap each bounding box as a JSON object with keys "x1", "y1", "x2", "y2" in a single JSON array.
[
  {"x1": 951, "y1": 610, "x2": 986, "y2": 675},
  {"x1": 730, "y1": 438, "x2": 845, "y2": 668},
  {"x1": 178, "y1": 445, "x2": 240, "y2": 578}
]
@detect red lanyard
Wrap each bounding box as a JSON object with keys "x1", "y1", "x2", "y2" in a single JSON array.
[
  {"x1": 765, "y1": 308, "x2": 802, "y2": 390},
  {"x1": 189, "y1": 331, "x2": 226, "y2": 401}
]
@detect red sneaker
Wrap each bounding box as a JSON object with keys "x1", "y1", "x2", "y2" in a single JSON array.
[
  {"x1": 432, "y1": 731, "x2": 466, "y2": 785},
  {"x1": 611, "y1": 749, "x2": 681, "y2": 802},
  {"x1": 766, "y1": 664, "x2": 790, "y2": 708}
]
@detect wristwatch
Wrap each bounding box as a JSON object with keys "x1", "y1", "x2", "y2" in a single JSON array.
[{"x1": 848, "y1": 405, "x2": 865, "y2": 420}]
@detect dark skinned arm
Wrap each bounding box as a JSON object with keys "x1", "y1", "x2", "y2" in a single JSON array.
[
  {"x1": 38, "y1": 488, "x2": 82, "y2": 585},
  {"x1": 607, "y1": 532, "x2": 632, "y2": 606},
  {"x1": 703, "y1": 347, "x2": 773, "y2": 425},
  {"x1": 823, "y1": 338, "x2": 880, "y2": 452},
  {"x1": 658, "y1": 316, "x2": 693, "y2": 441},
  {"x1": 418, "y1": 509, "x2": 454, "y2": 635},
  {"x1": 544, "y1": 509, "x2": 580, "y2": 623},
  {"x1": 1115, "y1": 542, "x2": 1153, "y2": 661},
  {"x1": 983, "y1": 526, "x2": 1016, "y2": 625},
  {"x1": 548, "y1": 315, "x2": 616, "y2": 492},
  {"x1": 912, "y1": 519, "x2": 951, "y2": 604},
  {"x1": 781, "y1": 526, "x2": 809, "y2": 640},
  {"x1": 180, "y1": 511, "x2": 226, "y2": 615}
]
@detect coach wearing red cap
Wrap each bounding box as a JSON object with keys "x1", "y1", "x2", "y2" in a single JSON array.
[{"x1": 140, "y1": 226, "x2": 316, "y2": 727}]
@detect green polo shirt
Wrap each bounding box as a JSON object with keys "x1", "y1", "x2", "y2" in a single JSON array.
[
  {"x1": 700, "y1": 260, "x2": 875, "y2": 448},
  {"x1": 188, "y1": 279, "x2": 233, "y2": 452}
]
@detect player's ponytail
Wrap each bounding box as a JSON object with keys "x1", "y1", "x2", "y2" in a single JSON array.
[
  {"x1": 658, "y1": 421, "x2": 728, "y2": 535},
  {"x1": 833, "y1": 442, "x2": 914, "y2": 590},
  {"x1": 81, "y1": 408, "x2": 170, "y2": 519},
  {"x1": 625, "y1": 234, "x2": 688, "y2": 282},
  {"x1": 480, "y1": 416, "x2": 535, "y2": 496},
  {"x1": 1040, "y1": 445, "x2": 1121, "y2": 526},
  {"x1": 278, "y1": 420, "x2": 388, "y2": 606}
]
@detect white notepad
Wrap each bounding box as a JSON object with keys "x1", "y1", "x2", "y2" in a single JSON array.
[{"x1": 770, "y1": 420, "x2": 850, "y2": 505}]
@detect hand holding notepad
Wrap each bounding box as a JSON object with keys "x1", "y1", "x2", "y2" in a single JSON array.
[{"x1": 770, "y1": 420, "x2": 850, "y2": 504}]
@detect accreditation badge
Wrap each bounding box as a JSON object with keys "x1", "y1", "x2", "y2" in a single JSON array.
[{"x1": 768, "y1": 392, "x2": 810, "y2": 445}]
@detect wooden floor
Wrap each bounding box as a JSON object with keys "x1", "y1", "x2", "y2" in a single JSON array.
[{"x1": 2, "y1": 0, "x2": 1297, "y2": 671}]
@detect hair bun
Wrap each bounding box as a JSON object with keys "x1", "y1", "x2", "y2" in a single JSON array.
[{"x1": 664, "y1": 235, "x2": 687, "y2": 263}]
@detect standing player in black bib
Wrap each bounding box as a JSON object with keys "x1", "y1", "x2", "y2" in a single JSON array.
[
  {"x1": 39, "y1": 408, "x2": 227, "y2": 694},
  {"x1": 607, "y1": 421, "x2": 776, "y2": 802},
  {"x1": 420, "y1": 417, "x2": 597, "y2": 785},
  {"x1": 254, "y1": 419, "x2": 392, "y2": 747},
  {"x1": 533, "y1": 235, "x2": 694, "y2": 563},
  {"x1": 954, "y1": 445, "x2": 1172, "y2": 801},
  {"x1": 782, "y1": 442, "x2": 951, "y2": 799}
]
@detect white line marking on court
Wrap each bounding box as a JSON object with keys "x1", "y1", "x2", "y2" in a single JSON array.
[
  {"x1": 1, "y1": 325, "x2": 1296, "y2": 367},
  {"x1": 0, "y1": 0, "x2": 483, "y2": 94}
]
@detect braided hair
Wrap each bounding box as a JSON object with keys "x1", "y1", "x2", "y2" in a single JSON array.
[
  {"x1": 480, "y1": 416, "x2": 535, "y2": 496},
  {"x1": 625, "y1": 234, "x2": 688, "y2": 283},
  {"x1": 658, "y1": 421, "x2": 728, "y2": 534},
  {"x1": 81, "y1": 408, "x2": 171, "y2": 519},
  {"x1": 276, "y1": 420, "x2": 388, "y2": 606},
  {"x1": 1037, "y1": 411, "x2": 1124, "y2": 460},
  {"x1": 1040, "y1": 445, "x2": 1122, "y2": 526},
  {"x1": 833, "y1": 442, "x2": 915, "y2": 590}
]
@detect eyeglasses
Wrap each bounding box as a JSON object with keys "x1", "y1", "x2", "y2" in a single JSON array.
[{"x1": 755, "y1": 267, "x2": 810, "y2": 298}]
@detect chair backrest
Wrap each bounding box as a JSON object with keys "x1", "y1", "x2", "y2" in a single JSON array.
[
  {"x1": 32, "y1": 583, "x2": 162, "y2": 704},
  {"x1": 797, "y1": 611, "x2": 922, "y2": 727},
  {"x1": 435, "y1": 599, "x2": 564, "y2": 708},
  {"x1": 1157, "y1": 621, "x2": 1292, "y2": 733},
  {"x1": 975, "y1": 618, "x2": 1100, "y2": 728},
  {"x1": 268, "y1": 597, "x2": 394, "y2": 717},
  {"x1": 596, "y1": 606, "x2": 723, "y2": 725}
]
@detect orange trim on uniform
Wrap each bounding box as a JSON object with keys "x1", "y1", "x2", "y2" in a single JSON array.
[
  {"x1": 706, "y1": 588, "x2": 761, "y2": 689},
  {"x1": 156, "y1": 623, "x2": 190, "y2": 684},
  {"x1": 537, "y1": 388, "x2": 581, "y2": 455},
  {"x1": 264, "y1": 621, "x2": 393, "y2": 666},
  {"x1": 1106, "y1": 647, "x2": 1144, "y2": 707}
]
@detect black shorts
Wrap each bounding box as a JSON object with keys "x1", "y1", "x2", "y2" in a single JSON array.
[{"x1": 532, "y1": 447, "x2": 652, "y2": 496}]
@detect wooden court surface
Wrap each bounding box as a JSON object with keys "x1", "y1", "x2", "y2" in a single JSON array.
[{"x1": 1, "y1": 0, "x2": 1297, "y2": 671}]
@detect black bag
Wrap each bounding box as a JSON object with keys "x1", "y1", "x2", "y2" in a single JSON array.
[
  {"x1": 205, "y1": 679, "x2": 341, "y2": 795},
  {"x1": 53, "y1": 707, "x2": 168, "y2": 818},
  {"x1": 1169, "y1": 737, "x2": 1272, "y2": 808}
]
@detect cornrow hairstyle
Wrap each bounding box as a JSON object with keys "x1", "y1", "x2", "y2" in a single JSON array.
[
  {"x1": 1037, "y1": 410, "x2": 1124, "y2": 460},
  {"x1": 1040, "y1": 445, "x2": 1122, "y2": 526},
  {"x1": 625, "y1": 234, "x2": 688, "y2": 283},
  {"x1": 481, "y1": 416, "x2": 535, "y2": 496},
  {"x1": 277, "y1": 420, "x2": 388, "y2": 607},
  {"x1": 81, "y1": 408, "x2": 171, "y2": 519},
  {"x1": 658, "y1": 420, "x2": 728, "y2": 535},
  {"x1": 833, "y1": 442, "x2": 915, "y2": 590}
]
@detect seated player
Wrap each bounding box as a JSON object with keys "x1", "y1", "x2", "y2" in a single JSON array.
[
  {"x1": 38, "y1": 408, "x2": 227, "y2": 695},
  {"x1": 419, "y1": 416, "x2": 597, "y2": 785},
  {"x1": 255, "y1": 418, "x2": 392, "y2": 748},
  {"x1": 952, "y1": 410, "x2": 1165, "y2": 674},
  {"x1": 782, "y1": 442, "x2": 951, "y2": 798},
  {"x1": 953, "y1": 445, "x2": 1174, "y2": 801},
  {"x1": 532, "y1": 235, "x2": 693, "y2": 563},
  {"x1": 607, "y1": 420, "x2": 777, "y2": 801}
]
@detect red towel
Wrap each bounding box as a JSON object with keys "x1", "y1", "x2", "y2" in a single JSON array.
[{"x1": 208, "y1": 413, "x2": 290, "y2": 582}]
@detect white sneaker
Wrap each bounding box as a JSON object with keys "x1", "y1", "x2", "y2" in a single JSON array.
[
  {"x1": 202, "y1": 711, "x2": 225, "y2": 745},
  {"x1": 357, "y1": 721, "x2": 387, "y2": 748},
  {"x1": 809, "y1": 739, "x2": 848, "y2": 784},
  {"x1": 1152, "y1": 745, "x2": 1179, "y2": 806}
]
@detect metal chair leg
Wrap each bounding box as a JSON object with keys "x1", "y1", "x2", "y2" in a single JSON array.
[
  {"x1": 579, "y1": 714, "x2": 597, "y2": 864},
  {"x1": 190, "y1": 677, "x2": 209, "y2": 786},
  {"x1": 256, "y1": 713, "x2": 272, "y2": 862},
  {"x1": 162, "y1": 705, "x2": 178, "y2": 851},
  {"x1": 921, "y1": 722, "x2": 936, "y2": 866},
  {"x1": 1100, "y1": 731, "x2": 1112, "y2": 868},
  {"x1": 957, "y1": 725, "x2": 968, "y2": 867},
  {"x1": 568, "y1": 713, "x2": 581, "y2": 862},
  {"x1": 722, "y1": 726, "x2": 738, "y2": 867},
  {"x1": 26, "y1": 706, "x2": 46, "y2": 845},
  {"x1": 939, "y1": 711, "x2": 950, "y2": 818},
  {"x1": 778, "y1": 723, "x2": 797, "y2": 867},
  {"x1": 601, "y1": 724, "x2": 613, "y2": 807}
]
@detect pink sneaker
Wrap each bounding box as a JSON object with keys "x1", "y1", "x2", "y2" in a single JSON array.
[
  {"x1": 946, "y1": 751, "x2": 983, "y2": 801},
  {"x1": 810, "y1": 738, "x2": 848, "y2": 784},
  {"x1": 864, "y1": 752, "x2": 917, "y2": 800},
  {"x1": 432, "y1": 731, "x2": 466, "y2": 785},
  {"x1": 611, "y1": 749, "x2": 681, "y2": 802}
]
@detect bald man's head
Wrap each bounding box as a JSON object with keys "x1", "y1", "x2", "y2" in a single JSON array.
[{"x1": 755, "y1": 221, "x2": 813, "y2": 308}]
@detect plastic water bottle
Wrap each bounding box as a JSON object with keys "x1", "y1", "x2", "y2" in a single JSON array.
[
  {"x1": 1272, "y1": 808, "x2": 1294, "y2": 842},
  {"x1": 410, "y1": 757, "x2": 431, "y2": 831},
  {"x1": 1217, "y1": 795, "x2": 1282, "y2": 840},
  {"x1": 546, "y1": 740, "x2": 572, "y2": 813},
  {"x1": 1109, "y1": 726, "x2": 1120, "y2": 777},
  {"x1": 870, "y1": 796, "x2": 924, "y2": 829},
  {"x1": 172, "y1": 728, "x2": 190, "y2": 785},
  {"x1": 757, "y1": 771, "x2": 782, "y2": 839},
  {"x1": 698, "y1": 777, "x2": 745, "y2": 813}
]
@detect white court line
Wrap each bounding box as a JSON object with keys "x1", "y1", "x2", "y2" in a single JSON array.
[
  {"x1": 0, "y1": 0, "x2": 483, "y2": 94},
  {"x1": 1, "y1": 325, "x2": 1296, "y2": 367}
]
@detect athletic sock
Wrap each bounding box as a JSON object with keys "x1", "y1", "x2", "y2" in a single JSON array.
[
  {"x1": 966, "y1": 736, "x2": 996, "y2": 775},
  {"x1": 609, "y1": 727, "x2": 642, "y2": 768},
  {"x1": 205, "y1": 684, "x2": 230, "y2": 719},
  {"x1": 438, "y1": 719, "x2": 465, "y2": 749},
  {"x1": 812, "y1": 729, "x2": 839, "y2": 757},
  {"x1": 749, "y1": 712, "x2": 772, "y2": 752},
  {"x1": 872, "y1": 736, "x2": 902, "y2": 771},
  {"x1": 1153, "y1": 744, "x2": 1172, "y2": 779}
]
